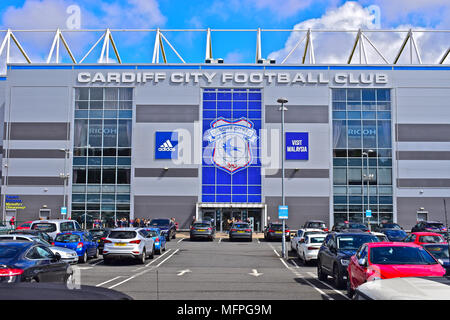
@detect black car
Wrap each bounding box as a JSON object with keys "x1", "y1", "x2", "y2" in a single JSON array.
[
  {"x1": 317, "y1": 232, "x2": 379, "y2": 289},
  {"x1": 149, "y1": 218, "x2": 176, "y2": 241},
  {"x1": 264, "y1": 223, "x2": 290, "y2": 241},
  {"x1": 380, "y1": 228, "x2": 408, "y2": 242},
  {"x1": 411, "y1": 221, "x2": 448, "y2": 237},
  {"x1": 9, "y1": 229, "x2": 53, "y2": 244},
  {"x1": 0, "y1": 241, "x2": 72, "y2": 284},
  {"x1": 374, "y1": 222, "x2": 403, "y2": 232},
  {"x1": 89, "y1": 228, "x2": 111, "y2": 254},
  {"x1": 331, "y1": 222, "x2": 369, "y2": 233},
  {"x1": 423, "y1": 244, "x2": 450, "y2": 275}
]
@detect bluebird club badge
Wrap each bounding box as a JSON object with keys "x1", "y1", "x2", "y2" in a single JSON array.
[{"x1": 204, "y1": 118, "x2": 258, "y2": 173}]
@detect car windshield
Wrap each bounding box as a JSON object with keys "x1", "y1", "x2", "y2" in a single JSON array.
[
  {"x1": 19, "y1": 223, "x2": 31, "y2": 228},
  {"x1": 304, "y1": 231, "x2": 326, "y2": 237},
  {"x1": 310, "y1": 237, "x2": 326, "y2": 244},
  {"x1": 150, "y1": 219, "x2": 170, "y2": 227},
  {"x1": 34, "y1": 238, "x2": 51, "y2": 246},
  {"x1": 0, "y1": 246, "x2": 21, "y2": 259},
  {"x1": 419, "y1": 235, "x2": 445, "y2": 243},
  {"x1": 233, "y1": 224, "x2": 250, "y2": 229},
  {"x1": 308, "y1": 222, "x2": 326, "y2": 228},
  {"x1": 370, "y1": 246, "x2": 438, "y2": 265},
  {"x1": 425, "y1": 223, "x2": 444, "y2": 229},
  {"x1": 425, "y1": 246, "x2": 450, "y2": 259},
  {"x1": 337, "y1": 235, "x2": 378, "y2": 250},
  {"x1": 385, "y1": 230, "x2": 406, "y2": 237},
  {"x1": 31, "y1": 223, "x2": 57, "y2": 233},
  {"x1": 381, "y1": 223, "x2": 401, "y2": 229},
  {"x1": 90, "y1": 230, "x2": 108, "y2": 237},
  {"x1": 109, "y1": 231, "x2": 137, "y2": 239},
  {"x1": 270, "y1": 224, "x2": 287, "y2": 230},
  {"x1": 349, "y1": 223, "x2": 367, "y2": 229},
  {"x1": 193, "y1": 223, "x2": 210, "y2": 228},
  {"x1": 55, "y1": 234, "x2": 81, "y2": 243}
]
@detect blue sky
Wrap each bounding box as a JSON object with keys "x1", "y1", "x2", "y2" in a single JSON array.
[{"x1": 0, "y1": 0, "x2": 449, "y2": 64}]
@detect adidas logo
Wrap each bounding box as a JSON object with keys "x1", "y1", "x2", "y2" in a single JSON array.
[{"x1": 158, "y1": 140, "x2": 176, "y2": 152}]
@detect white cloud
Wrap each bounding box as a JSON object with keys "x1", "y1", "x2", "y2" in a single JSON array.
[
  {"x1": 224, "y1": 51, "x2": 245, "y2": 63},
  {"x1": 268, "y1": 1, "x2": 449, "y2": 64}
]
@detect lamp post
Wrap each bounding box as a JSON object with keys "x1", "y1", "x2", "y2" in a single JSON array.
[
  {"x1": 278, "y1": 98, "x2": 288, "y2": 258},
  {"x1": 59, "y1": 148, "x2": 71, "y2": 219},
  {"x1": 362, "y1": 150, "x2": 374, "y2": 230}
]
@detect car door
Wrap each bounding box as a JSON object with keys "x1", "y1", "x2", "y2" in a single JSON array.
[
  {"x1": 350, "y1": 245, "x2": 368, "y2": 289},
  {"x1": 323, "y1": 235, "x2": 337, "y2": 273},
  {"x1": 26, "y1": 245, "x2": 66, "y2": 282},
  {"x1": 83, "y1": 233, "x2": 93, "y2": 256},
  {"x1": 319, "y1": 234, "x2": 332, "y2": 272}
]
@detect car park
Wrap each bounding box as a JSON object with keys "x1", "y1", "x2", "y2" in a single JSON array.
[
  {"x1": 317, "y1": 232, "x2": 379, "y2": 289},
  {"x1": 16, "y1": 221, "x2": 32, "y2": 230},
  {"x1": 30, "y1": 220, "x2": 83, "y2": 240},
  {"x1": 423, "y1": 243, "x2": 450, "y2": 275},
  {"x1": 229, "y1": 222, "x2": 252, "y2": 242},
  {"x1": 411, "y1": 221, "x2": 448, "y2": 237},
  {"x1": 297, "y1": 233, "x2": 327, "y2": 264},
  {"x1": 379, "y1": 228, "x2": 407, "y2": 242},
  {"x1": 190, "y1": 221, "x2": 215, "y2": 241},
  {"x1": 303, "y1": 220, "x2": 329, "y2": 232},
  {"x1": 0, "y1": 234, "x2": 78, "y2": 265},
  {"x1": 143, "y1": 228, "x2": 167, "y2": 254},
  {"x1": 89, "y1": 228, "x2": 111, "y2": 254},
  {"x1": 403, "y1": 232, "x2": 446, "y2": 246},
  {"x1": 0, "y1": 242, "x2": 72, "y2": 284},
  {"x1": 347, "y1": 242, "x2": 446, "y2": 297},
  {"x1": 103, "y1": 228, "x2": 154, "y2": 264},
  {"x1": 264, "y1": 222, "x2": 290, "y2": 241},
  {"x1": 353, "y1": 276, "x2": 450, "y2": 300},
  {"x1": 53, "y1": 231, "x2": 99, "y2": 264},
  {"x1": 371, "y1": 232, "x2": 389, "y2": 242},
  {"x1": 149, "y1": 218, "x2": 176, "y2": 241},
  {"x1": 331, "y1": 222, "x2": 369, "y2": 233}
]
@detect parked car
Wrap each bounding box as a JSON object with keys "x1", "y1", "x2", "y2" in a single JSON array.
[
  {"x1": 411, "y1": 221, "x2": 448, "y2": 236},
  {"x1": 8, "y1": 229, "x2": 53, "y2": 244},
  {"x1": 0, "y1": 234, "x2": 78, "y2": 265},
  {"x1": 404, "y1": 232, "x2": 446, "y2": 246},
  {"x1": 0, "y1": 222, "x2": 10, "y2": 235},
  {"x1": 290, "y1": 229, "x2": 305, "y2": 252},
  {"x1": 53, "y1": 231, "x2": 99, "y2": 264},
  {"x1": 332, "y1": 222, "x2": 369, "y2": 233},
  {"x1": 102, "y1": 228, "x2": 154, "y2": 264},
  {"x1": 264, "y1": 222, "x2": 290, "y2": 241},
  {"x1": 423, "y1": 243, "x2": 450, "y2": 275},
  {"x1": 373, "y1": 222, "x2": 403, "y2": 232},
  {"x1": 30, "y1": 220, "x2": 83, "y2": 240},
  {"x1": 143, "y1": 227, "x2": 167, "y2": 254},
  {"x1": 190, "y1": 221, "x2": 215, "y2": 241},
  {"x1": 371, "y1": 232, "x2": 389, "y2": 242},
  {"x1": 229, "y1": 222, "x2": 252, "y2": 242},
  {"x1": 303, "y1": 220, "x2": 329, "y2": 232},
  {"x1": 0, "y1": 242, "x2": 72, "y2": 284},
  {"x1": 149, "y1": 218, "x2": 176, "y2": 241},
  {"x1": 317, "y1": 232, "x2": 379, "y2": 289},
  {"x1": 297, "y1": 233, "x2": 327, "y2": 264},
  {"x1": 16, "y1": 221, "x2": 32, "y2": 230},
  {"x1": 379, "y1": 228, "x2": 407, "y2": 242},
  {"x1": 347, "y1": 242, "x2": 446, "y2": 297},
  {"x1": 88, "y1": 228, "x2": 111, "y2": 254}
]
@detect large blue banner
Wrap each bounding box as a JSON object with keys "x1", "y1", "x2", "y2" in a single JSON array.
[{"x1": 285, "y1": 132, "x2": 309, "y2": 160}]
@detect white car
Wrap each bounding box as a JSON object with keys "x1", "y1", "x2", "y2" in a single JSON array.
[
  {"x1": 297, "y1": 233, "x2": 327, "y2": 264},
  {"x1": 0, "y1": 234, "x2": 79, "y2": 264},
  {"x1": 371, "y1": 231, "x2": 389, "y2": 242},
  {"x1": 29, "y1": 219, "x2": 83, "y2": 240},
  {"x1": 290, "y1": 229, "x2": 305, "y2": 252},
  {"x1": 103, "y1": 228, "x2": 155, "y2": 264}
]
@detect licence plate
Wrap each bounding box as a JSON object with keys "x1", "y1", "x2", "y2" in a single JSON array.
[
  {"x1": 197, "y1": 229, "x2": 206, "y2": 232},
  {"x1": 275, "y1": 231, "x2": 282, "y2": 234},
  {"x1": 114, "y1": 243, "x2": 126, "y2": 246},
  {"x1": 238, "y1": 231, "x2": 245, "y2": 233}
]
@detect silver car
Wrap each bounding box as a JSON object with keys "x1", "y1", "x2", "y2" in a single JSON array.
[
  {"x1": 0, "y1": 234, "x2": 79, "y2": 264},
  {"x1": 102, "y1": 228, "x2": 155, "y2": 264},
  {"x1": 229, "y1": 222, "x2": 252, "y2": 242}
]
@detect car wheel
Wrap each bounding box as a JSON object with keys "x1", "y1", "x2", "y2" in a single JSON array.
[
  {"x1": 303, "y1": 253, "x2": 308, "y2": 266},
  {"x1": 149, "y1": 246, "x2": 154, "y2": 259},
  {"x1": 346, "y1": 276, "x2": 355, "y2": 298},
  {"x1": 317, "y1": 260, "x2": 327, "y2": 281},
  {"x1": 94, "y1": 248, "x2": 99, "y2": 259},
  {"x1": 155, "y1": 247, "x2": 161, "y2": 255},
  {"x1": 79, "y1": 251, "x2": 88, "y2": 264},
  {"x1": 333, "y1": 264, "x2": 345, "y2": 289},
  {"x1": 139, "y1": 249, "x2": 146, "y2": 264},
  {"x1": 166, "y1": 234, "x2": 171, "y2": 242}
]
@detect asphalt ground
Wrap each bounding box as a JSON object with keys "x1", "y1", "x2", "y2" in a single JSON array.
[{"x1": 77, "y1": 234, "x2": 350, "y2": 300}]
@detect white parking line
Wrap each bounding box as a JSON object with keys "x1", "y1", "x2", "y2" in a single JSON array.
[
  {"x1": 130, "y1": 249, "x2": 172, "y2": 271},
  {"x1": 91, "y1": 260, "x2": 104, "y2": 266},
  {"x1": 108, "y1": 249, "x2": 179, "y2": 289},
  {"x1": 268, "y1": 244, "x2": 281, "y2": 257},
  {"x1": 96, "y1": 276, "x2": 124, "y2": 287},
  {"x1": 218, "y1": 238, "x2": 222, "y2": 244},
  {"x1": 306, "y1": 272, "x2": 350, "y2": 300},
  {"x1": 177, "y1": 238, "x2": 184, "y2": 243}
]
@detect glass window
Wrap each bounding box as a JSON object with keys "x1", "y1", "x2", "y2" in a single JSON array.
[
  {"x1": 103, "y1": 120, "x2": 118, "y2": 147},
  {"x1": 117, "y1": 169, "x2": 131, "y2": 184},
  {"x1": 88, "y1": 168, "x2": 101, "y2": 184},
  {"x1": 333, "y1": 168, "x2": 347, "y2": 185},
  {"x1": 90, "y1": 88, "x2": 103, "y2": 100},
  {"x1": 88, "y1": 120, "x2": 103, "y2": 147},
  {"x1": 102, "y1": 168, "x2": 116, "y2": 184},
  {"x1": 73, "y1": 168, "x2": 87, "y2": 184}
]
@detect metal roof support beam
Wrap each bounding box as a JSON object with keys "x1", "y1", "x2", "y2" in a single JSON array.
[
  {"x1": 79, "y1": 32, "x2": 105, "y2": 63},
  {"x1": 281, "y1": 31, "x2": 307, "y2": 64},
  {"x1": 348, "y1": 30, "x2": 361, "y2": 64},
  {"x1": 394, "y1": 29, "x2": 421, "y2": 64},
  {"x1": 439, "y1": 48, "x2": 450, "y2": 64},
  {"x1": 160, "y1": 32, "x2": 185, "y2": 63},
  {"x1": 302, "y1": 29, "x2": 316, "y2": 64},
  {"x1": 362, "y1": 33, "x2": 389, "y2": 64},
  {"x1": 255, "y1": 28, "x2": 262, "y2": 63},
  {"x1": 152, "y1": 29, "x2": 161, "y2": 63},
  {"x1": 309, "y1": 30, "x2": 315, "y2": 64},
  {"x1": 205, "y1": 28, "x2": 212, "y2": 61},
  {"x1": 47, "y1": 29, "x2": 77, "y2": 63},
  {"x1": 410, "y1": 31, "x2": 422, "y2": 64},
  {"x1": 99, "y1": 29, "x2": 121, "y2": 64},
  {"x1": 394, "y1": 31, "x2": 411, "y2": 64},
  {"x1": 0, "y1": 29, "x2": 31, "y2": 64}
]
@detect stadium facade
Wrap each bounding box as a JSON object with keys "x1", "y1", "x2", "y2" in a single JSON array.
[{"x1": 1, "y1": 29, "x2": 449, "y2": 231}]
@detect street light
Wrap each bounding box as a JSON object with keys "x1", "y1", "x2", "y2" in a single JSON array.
[
  {"x1": 362, "y1": 150, "x2": 374, "y2": 230},
  {"x1": 277, "y1": 98, "x2": 288, "y2": 259},
  {"x1": 58, "y1": 148, "x2": 71, "y2": 219}
]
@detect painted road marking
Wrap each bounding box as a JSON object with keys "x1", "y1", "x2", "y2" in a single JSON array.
[{"x1": 306, "y1": 272, "x2": 350, "y2": 300}]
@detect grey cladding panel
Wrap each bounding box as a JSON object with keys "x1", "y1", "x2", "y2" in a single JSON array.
[
  {"x1": 265, "y1": 169, "x2": 329, "y2": 179},
  {"x1": 397, "y1": 197, "x2": 449, "y2": 230},
  {"x1": 135, "y1": 168, "x2": 198, "y2": 178},
  {"x1": 397, "y1": 151, "x2": 450, "y2": 160},
  {"x1": 7, "y1": 123, "x2": 69, "y2": 140},
  {"x1": 397, "y1": 179, "x2": 450, "y2": 188},
  {"x1": 396, "y1": 124, "x2": 450, "y2": 142},
  {"x1": 136, "y1": 105, "x2": 199, "y2": 123},
  {"x1": 5, "y1": 177, "x2": 64, "y2": 186},
  {"x1": 8, "y1": 149, "x2": 66, "y2": 158},
  {"x1": 265, "y1": 105, "x2": 328, "y2": 123}
]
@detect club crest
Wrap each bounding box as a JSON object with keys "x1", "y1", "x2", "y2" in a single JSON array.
[{"x1": 204, "y1": 117, "x2": 258, "y2": 173}]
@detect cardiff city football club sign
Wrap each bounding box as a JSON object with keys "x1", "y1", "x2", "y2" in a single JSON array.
[{"x1": 204, "y1": 118, "x2": 258, "y2": 173}]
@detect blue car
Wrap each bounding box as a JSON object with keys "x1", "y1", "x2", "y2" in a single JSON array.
[
  {"x1": 143, "y1": 228, "x2": 166, "y2": 254},
  {"x1": 53, "y1": 231, "x2": 99, "y2": 264}
]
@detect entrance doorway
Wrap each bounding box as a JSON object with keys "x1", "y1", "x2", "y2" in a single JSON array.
[{"x1": 200, "y1": 208, "x2": 263, "y2": 232}]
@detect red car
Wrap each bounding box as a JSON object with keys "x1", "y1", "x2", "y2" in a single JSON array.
[
  {"x1": 404, "y1": 232, "x2": 446, "y2": 246},
  {"x1": 347, "y1": 242, "x2": 446, "y2": 297},
  {"x1": 16, "y1": 221, "x2": 33, "y2": 230}
]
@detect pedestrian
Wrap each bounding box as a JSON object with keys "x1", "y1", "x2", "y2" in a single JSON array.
[
  {"x1": 190, "y1": 216, "x2": 196, "y2": 227},
  {"x1": 133, "y1": 218, "x2": 139, "y2": 228},
  {"x1": 9, "y1": 216, "x2": 15, "y2": 229}
]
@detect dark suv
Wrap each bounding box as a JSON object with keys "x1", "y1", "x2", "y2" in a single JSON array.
[
  {"x1": 317, "y1": 232, "x2": 379, "y2": 289},
  {"x1": 149, "y1": 218, "x2": 176, "y2": 241},
  {"x1": 331, "y1": 222, "x2": 369, "y2": 233},
  {"x1": 264, "y1": 223, "x2": 290, "y2": 241},
  {"x1": 411, "y1": 221, "x2": 448, "y2": 237}
]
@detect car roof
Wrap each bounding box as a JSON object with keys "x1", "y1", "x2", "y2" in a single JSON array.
[
  {"x1": 307, "y1": 233, "x2": 327, "y2": 238},
  {"x1": 305, "y1": 220, "x2": 325, "y2": 223},
  {"x1": 31, "y1": 219, "x2": 73, "y2": 224},
  {"x1": 0, "y1": 241, "x2": 34, "y2": 248},
  {"x1": 56, "y1": 231, "x2": 85, "y2": 235},
  {"x1": 333, "y1": 232, "x2": 376, "y2": 236},
  {"x1": 366, "y1": 242, "x2": 421, "y2": 248},
  {"x1": 411, "y1": 232, "x2": 444, "y2": 236},
  {"x1": 110, "y1": 227, "x2": 139, "y2": 231}
]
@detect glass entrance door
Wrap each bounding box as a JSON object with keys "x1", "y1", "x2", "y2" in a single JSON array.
[{"x1": 201, "y1": 208, "x2": 263, "y2": 232}]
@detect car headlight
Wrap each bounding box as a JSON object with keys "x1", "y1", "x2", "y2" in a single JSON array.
[{"x1": 340, "y1": 259, "x2": 350, "y2": 266}]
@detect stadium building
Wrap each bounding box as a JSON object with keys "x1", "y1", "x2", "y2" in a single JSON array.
[{"x1": 0, "y1": 28, "x2": 449, "y2": 231}]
